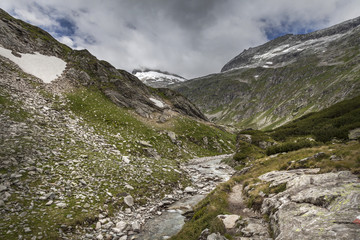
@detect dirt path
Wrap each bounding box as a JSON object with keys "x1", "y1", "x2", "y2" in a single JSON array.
[{"x1": 228, "y1": 184, "x2": 261, "y2": 218}]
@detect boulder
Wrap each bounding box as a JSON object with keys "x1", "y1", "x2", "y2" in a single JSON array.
[
  {"x1": 260, "y1": 170, "x2": 360, "y2": 240},
  {"x1": 217, "y1": 214, "x2": 240, "y2": 229},
  {"x1": 115, "y1": 221, "x2": 127, "y2": 232},
  {"x1": 207, "y1": 233, "x2": 227, "y2": 240},
  {"x1": 131, "y1": 220, "x2": 141, "y2": 232}
]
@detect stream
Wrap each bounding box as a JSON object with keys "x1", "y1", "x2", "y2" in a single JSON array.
[{"x1": 137, "y1": 154, "x2": 235, "y2": 240}]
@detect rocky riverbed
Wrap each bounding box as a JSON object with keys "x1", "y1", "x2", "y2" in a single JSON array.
[{"x1": 79, "y1": 154, "x2": 235, "y2": 240}]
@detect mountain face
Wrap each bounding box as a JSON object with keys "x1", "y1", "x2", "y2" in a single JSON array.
[
  {"x1": 133, "y1": 69, "x2": 187, "y2": 88},
  {"x1": 0, "y1": 9, "x2": 235, "y2": 239},
  {"x1": 0, "y1": 9, "x2": 204, "y2": 122},
  {"x1": 172, "y1": 16, "x2": 360, "y2": 129}
]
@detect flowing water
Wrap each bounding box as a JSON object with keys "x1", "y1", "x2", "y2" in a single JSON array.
[{"x1": 137, "y1": 154, "x2": 234, "y2": 240}]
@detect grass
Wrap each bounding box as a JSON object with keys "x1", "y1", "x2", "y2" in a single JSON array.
[
  {"x1": 170, "y1": 182, "x2": 232, "y2": 240},
  {"x1": 270, "y1": 95, "x2": 360, "y2": 142},
  {"x1": 0, "y1": 90, "x2": 30, "y2": 121},
  {"x1": 66, "y1": 87, "x2": 235, "y2": 160}
]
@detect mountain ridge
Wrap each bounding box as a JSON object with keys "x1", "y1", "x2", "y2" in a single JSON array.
[{"x1": 172, "y1": 15, "x2": 360, "y2": 130}]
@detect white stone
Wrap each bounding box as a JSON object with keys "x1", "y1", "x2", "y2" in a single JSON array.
[
  {"x1": 95, "y1": 222, "x2": 101, "y2": 230},
  {"x1": 217, "y1": 214, "x2": 240, "y2": 229},
  {"x1": 124, "y1": 195, "x2": 134, "y2": 207},
  {"x1": 56, "y1": 202, "x2": 67, "y2": 208},
  {"x1": 115, "y1": 221, "x2": 127, "y2": 232},
  {"x1": 122, "y1": 156, "x2": 130, "y2": 164},
  {"x1": 184, "y1": 186, "x2": 196, "y2": 193},
  {"x1": 0, "y1": 185, "x2": 7, "y2": 192},
  {"x1": 131, "y1": 221, "x2": 141, "y2": 232}
]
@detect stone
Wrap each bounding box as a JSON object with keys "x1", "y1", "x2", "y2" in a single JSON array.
[
  {"x1": 119, "y1": 236, "x2": 127, "y2": 240},
  {"x1": 143, "y1": 148, "x2": 161, "y2": 160},
  {"x1": 96, "y1": 234, "x2": 104, "y2": 240},
  {"x1": 0, "y1": 200, "x2": 4, "y2": 207},
  {"x1": 0, "y1": 185, "x2": 7, "y2": 192},
  {"x1": 258, "y1": 168, "x2": 320, "y2": 187},
  {"x1": 330, "y1": 154, "x2": 342, "y2": 161},
  {"x1": 45, "y1": 200, "x2": 53, "y2": 206},
  {"x1": 56, "y1": 202, "x2": 67, "y2": 208},
  {"x1": 167, "y1": 131, "x2": 177, "y2": 143},
  {"x1": 99, "y1": 218, "x2": 109, "y2": 224},
  {"x1": 125, "y1": 184, "x2": 134, "y2": 190},
  {"x1": 260, "y1": 170, "x2": 360, "y2": 240},
  {"x1": 238, "y1": 217, "x2": 269, "y2": 238},
  {"x1": 24, "y1": 227, "x2": 31, "y2": 233},
  {"x1": 102, "y1": 221, "x2": 114, "y2": 229},
  {"x1": 184, "y1": 186, "x2": 197, "y2": 193},
  {"x1": 131, "y1": 221, "x2": 141, "y2": 232},
  {"x1": 124, "y1": 195, "x2": 134, "y2": 207},
  {"x1": 122, "y1": 156, "x2": 130, "y2": 164},
  {"x1": 198, "y1": 228, "x2": 210, "y2": 240},
  {"x1": 217, "y1": 214, "x2": 240, "y2": 229},
  {"x1": 138, "y1": 140, "x2": 152, "y2": 147},
  {"x1": 95, "y1": 221, "x2": 101, "y2": 230},
  {"x1": 207, "y1": 233, "x2": 227, "y2": 240},
  {"x1": 115, "y1": 221, "x2": 127, "y2": 232},
  {"x1": 348, "y1": 128, "x2": 360, "y2": 140}
]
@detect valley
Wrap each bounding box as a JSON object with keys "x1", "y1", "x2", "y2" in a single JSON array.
[{"x1": 0, "y1": 7, "x2": 359, "y2": 240}]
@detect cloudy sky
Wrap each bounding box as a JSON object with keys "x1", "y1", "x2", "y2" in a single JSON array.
[{"x1": 1, "y1": 0, "x2": 360, "y2": 78}]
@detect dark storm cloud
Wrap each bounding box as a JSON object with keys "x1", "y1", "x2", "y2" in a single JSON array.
[{"x1": 1, "y1": 0, "x2": 360, "y2": 78}]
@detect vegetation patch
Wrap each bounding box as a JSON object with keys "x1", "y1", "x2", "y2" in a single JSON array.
[{"x1": 270, "y1": 95, "x2": 360, "y2": 142}]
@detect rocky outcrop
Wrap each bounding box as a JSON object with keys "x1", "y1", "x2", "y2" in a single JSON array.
[
  {"x1": 260, "y1": 170, "x2": 360, "y2": 240},
  {"x1": 157, "y1": 88, "x2": 208, "y2": 121}
]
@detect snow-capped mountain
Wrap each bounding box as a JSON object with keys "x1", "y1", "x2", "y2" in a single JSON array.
[
  {"x1": 221, "y1": 16, "x2": 360, "y2": 72},
  {"x1": 133, "y1": 69, "x2": 187, "y2": 88}
]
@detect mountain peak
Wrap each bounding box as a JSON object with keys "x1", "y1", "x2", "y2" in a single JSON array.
[{"x1": 133, "y1": 68, "x2": 187, "y2": 88}]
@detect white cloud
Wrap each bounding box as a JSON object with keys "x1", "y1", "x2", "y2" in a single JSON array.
[{"x1": 1, "y1": 0, "x2": 360, "y2": 78}]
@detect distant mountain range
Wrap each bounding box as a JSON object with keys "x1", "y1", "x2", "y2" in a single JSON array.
[
  {"x1": 133, "y1": 68, "x2": 187, "y2": 88},
  {"x1": 172, "y1": 16, "x2": 360, "y2": 129}
]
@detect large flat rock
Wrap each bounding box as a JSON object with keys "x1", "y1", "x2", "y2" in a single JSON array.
[{"x1": 260, "y1": 170, "x2": 360, "y2": 240}]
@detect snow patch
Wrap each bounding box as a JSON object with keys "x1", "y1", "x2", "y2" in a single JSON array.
[
  {"x1": 149, "y1": 97, "x2": 165, "y2": 108},
  {"x1": 253, "y1": 33, "x2": 345, "y2": 64},
  {"x1": 0, "y1": 46, "x2": 66, "y2": 83}
]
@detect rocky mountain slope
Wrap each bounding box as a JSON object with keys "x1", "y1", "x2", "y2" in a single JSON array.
[
  {"x1": 172, "y1": 16, "x2": 360, "y2": 129},
  {"x1": 133, "y1": 69, "x2": 187, "y2": 88},
  {"x1": 0, "y1": 9, "x2": 235, "y2": 239}
]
